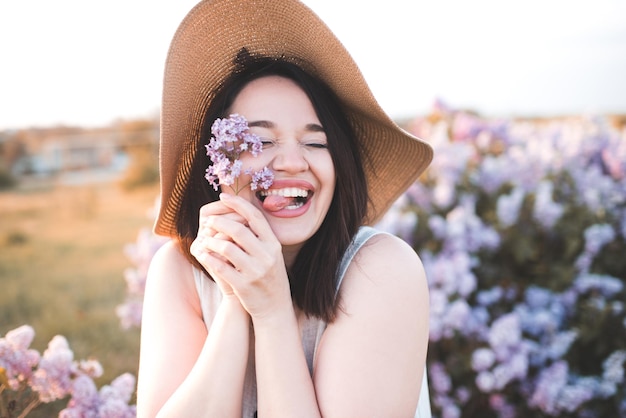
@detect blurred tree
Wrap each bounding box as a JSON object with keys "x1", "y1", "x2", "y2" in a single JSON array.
[{"x1": 117, "y1": 118, "x2": 160, "y2": 190}]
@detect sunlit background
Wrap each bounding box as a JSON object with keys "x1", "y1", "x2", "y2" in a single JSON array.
[
  {"x1": 1, "y1": 0, "x2": 625, "y2": 130},
  {"x1": 2, "y1": 1, "x2": 626, "y2": 417}
]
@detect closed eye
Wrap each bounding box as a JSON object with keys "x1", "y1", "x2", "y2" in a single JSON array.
[
  {"x1": 306, "y1": 143, "x2": 328, "y2": 149},
  {"x1": 259, "y1": 137, "x2": 275, "y2": 148}
]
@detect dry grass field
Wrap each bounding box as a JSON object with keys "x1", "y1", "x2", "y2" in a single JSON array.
[{"x1": 0, "y1": 180, "x2": 159, "y2": 413}]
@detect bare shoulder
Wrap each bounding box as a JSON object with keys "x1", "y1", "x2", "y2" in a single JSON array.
[
  {"x1": 315, "y1": 231, "x2": 429, "y2": 415},
  {"x1": 338, "y1": 230, "x2": 429, "y2": 321},
  {"x1": 149, "y1": 239, "x2": 189, "y2": 272},
  {"x1": 349, "y1": 231, "x2": 427, "y2": 291},
  {"x1": 148, "y1": 239, "x2": 193, "y2": 283},
  {"x1": 145, "y1": 239, "x2": 201, "y2": 312}
]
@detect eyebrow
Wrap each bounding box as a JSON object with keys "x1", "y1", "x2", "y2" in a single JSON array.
[{"x1": 248, "y1": 120, "x2": 325, "y2": 133}]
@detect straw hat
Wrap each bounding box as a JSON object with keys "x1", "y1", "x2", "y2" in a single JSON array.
[{"x1": 154, "y1": 0, "x2": 433, "y2": 237}]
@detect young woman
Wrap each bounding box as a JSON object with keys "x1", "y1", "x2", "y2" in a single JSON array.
[{"x1": 137, "y1": 0, "x2": 434, "y2": 417}]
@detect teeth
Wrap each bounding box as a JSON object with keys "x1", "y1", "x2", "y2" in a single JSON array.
[{"x1": 259, "y1": 188, "x2": 309, "y2": 198}]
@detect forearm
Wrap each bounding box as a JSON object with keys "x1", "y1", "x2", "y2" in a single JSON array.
[
  {"x1": 157, "y1": 298, "x2": 250, "y2": 418},
  {"x1": 253, "y1": 305, "x2": 321, "y2": 418}
]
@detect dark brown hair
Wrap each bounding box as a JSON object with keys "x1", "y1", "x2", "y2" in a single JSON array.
[{"x1": 175, "y1": 51, "x2": 368, "y2": 322}]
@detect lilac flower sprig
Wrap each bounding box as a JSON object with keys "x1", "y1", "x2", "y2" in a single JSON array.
[
  {"x1": 205, "y1": 114, "x2": 274, "y2": 194},
  {"x1": 0, "y1": 325, "x2": 136, "y2": 416}
]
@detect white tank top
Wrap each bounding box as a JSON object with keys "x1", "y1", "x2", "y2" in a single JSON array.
[{"x1": 193, "y1": 226, "x2": 431, "y2": 417}]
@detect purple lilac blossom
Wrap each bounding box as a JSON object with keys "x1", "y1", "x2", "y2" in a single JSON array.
[
  {"x1": 78, "y1": 359, "x2": 103, "y2": 379},
  {"x1": 516, "y1": 305, "x2": 560, "y2": 338},
  {"x1": 60, "y1": 373, "x2": 137, "y2": 418},
  {"x1": 60, "y1": 374, "x2": 100, "y2": 417},
  {"x1": 471, "y1": 348, "x2": 496, "y2": 372},
  {"x1": 442, "y1": 196, "x2": 500, "y2": 253},
  {"x1": 451, "y1": 111, "x2": 485, "y2": 141},
  {"x1": 1, "y1": 325, "x2": 137, "y2": 414},
  {"x1": 472, "y1": 154, "x2": 514, "y2": 194},
  {"x1": 489, "y1": 394, "x2": 516, "y2": 418},
  {"x1": 572, "y1": 164, "x2": 621, "y2": 213},
  {"x1": 249, "y1": 166, "x2": 275, "y2": 192},
  {"x1": 524, "y1": 286, "x2": 554, "y2": 309},
  {"x1": 404, "y1": 182, "x2": 432, "y2": 212},
  {"x1": 205, "y1": 114, "x2": 273, "y2": 193},
  {"x1": 574, "y1": 273, "x2": 623, "y2": 297},
  {"x1": 533, "y1": 180, "x2": 564, "y2": 229},
  {"x1": 427, "y1": 215, "x2": 447, "y2": 240},
  {"x1": 425, "y1": 251, "x2": 477, "y2": 298},
  {"x1": 545, "y1": 330, "x2": 578, "y2": 360},
  {"x1": 575, "y1": 223, "x2": 616, "y2": 273},
  {"x1": 116, "y1": 299, "x2": 144, "y2": 330},
  {"x1": 30, "y1": 335, "x2": 75, "y2": 402},
  {"x1": 433, "y1": 179, "x2": 457, "y2": 209},
  {"x1": 117, "y1": 226, "x2": 169, "y2": 329},
  {"x1": 376, "y1": 195, "x2": 418, "y2": 245},
  {"x1": 455, "y1": 386, "x2": 471, "y2": 404},
  {"x1": 441, "y1": 299, "x2": 471, "y2": 337},
  {"x1": 487, "y1": 313, "x2": 522, "y2": 358},
  {"x1": 98, "y1": 399, "x2": 135, "y2": 418},
  {"x1": 471, "y1": 312, "x2": 532, "y2": 392},
  {"x1": 530, "y1": 360, "x2": 569, "y2": 415},
  {"x1": 583, "y1": 223, "x2": 616, "y2": 253},
  {"x1": 476, "y1": 286, "x2": 503, "y2": 307},
  {"x1": 429, "y1": 362, "x2": 452, "y2": 394},
  {"x1": 469, "y1": 306, "x2": 491, "y2": 339},
  {"x1": 531, "y1": 366, "x2": 597, "y2": 415},
  {"x1": 0, "y1": 325, "x2": 40, "y2": 390},
  {"x1": 503, "y1": 142, "x2": 544, "y2": 191},
  {"x1": 424, "y1": 123, "x2": 474, "y2": 209},
  {"x1": 441, "y1": 403, "x2": 461, "y2": 418},
  {"x1": 601, "y1": 135, "x2": 626, "y2": 181},
  {"x1": 596, "y1": 378, "x2": 619, "y2": 398},
  {"x1": 432, "y1": 391, "x2": 461, "y2": 418},
  {"x1": 491, "y1": 351, "x2": 529, "y2": 390},
  {"x1": 496, "y1": 187, "x2": 525, "y2": 227},
  {"x1": 476, "y1": 370, "x2": 495, "y2": 392},
  {"x1": 602, "y1": 350, "x2": 626, "y2": 384},
  {"x1": 101, "y1": 372, "x2": 136, "y2": 404},
  {"x1": 555, "y1": 384, "x2": 595, "y2": 413},
  {"x1": 611, "y1": 300, "x2": 624, "y2": 315}
]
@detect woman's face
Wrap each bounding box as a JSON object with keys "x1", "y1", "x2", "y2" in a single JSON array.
[{"x1": 224, "y1": 75, "x2": 336, "y2": 250}]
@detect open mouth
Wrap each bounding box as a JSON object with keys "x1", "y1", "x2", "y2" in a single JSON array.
[{"x1": 257, "y1": 187, "x2": 312, "y2": 211}]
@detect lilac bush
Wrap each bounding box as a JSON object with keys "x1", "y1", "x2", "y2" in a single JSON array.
[
  {"x1": 378, "y1": 103, "x2": 626, "y2": 417},
  {"x1": 116, "y1": 205, "x2": 169, "y2": 329},
  {"x1": 0, "y1": 325, "x2": 136, "y2": 417}
]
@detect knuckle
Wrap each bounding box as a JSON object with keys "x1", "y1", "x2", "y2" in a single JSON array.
[
  {"x1": 211, "y1": 261, "x2": 228, "y2": 277},
  {"x1": 251, "y1": 210, "x2": 265, "y2": 224},
  {"x1": 220, "y1": 242, "x2": 235, "y2": 259}
]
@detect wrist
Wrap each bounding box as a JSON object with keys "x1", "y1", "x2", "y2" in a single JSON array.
[
  {"x1": 250, "y1": 300, "x2": 296, "y2": 331},
  {"x1": 219, "y1": 295, "x2": 251, "y2": 321}
]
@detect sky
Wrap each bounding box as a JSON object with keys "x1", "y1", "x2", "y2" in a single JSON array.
[{"x1": 1, "y1": 0, "x2": 625, "y2": 130}]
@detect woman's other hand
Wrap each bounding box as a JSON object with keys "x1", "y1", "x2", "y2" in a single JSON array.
[{"x1": 191, "y1": 193, "x2": 292, "y2": 321}]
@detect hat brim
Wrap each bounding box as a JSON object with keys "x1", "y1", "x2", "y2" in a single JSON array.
[{"x1": 155, "y1": 0, "x2": 433, "y2": 237}]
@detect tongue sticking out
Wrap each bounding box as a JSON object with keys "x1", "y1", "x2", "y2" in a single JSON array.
[{"x1": 262, "y1": 195, "x2": 292, "y2": 212}]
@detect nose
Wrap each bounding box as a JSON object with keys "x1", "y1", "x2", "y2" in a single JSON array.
[{"x1": 271, "y1": 142, "x2": 308, "y2": 173}]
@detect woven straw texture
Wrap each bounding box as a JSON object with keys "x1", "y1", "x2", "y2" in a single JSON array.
[{"x1": 155, "y1": 0, "x2": 433, "y2": 237}]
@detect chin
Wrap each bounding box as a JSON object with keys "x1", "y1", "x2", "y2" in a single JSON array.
[{"x1": 268, "y1": 220, "x2": 320, "y2": 247}]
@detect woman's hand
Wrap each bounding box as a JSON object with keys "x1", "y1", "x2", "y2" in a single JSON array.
[
  {"x1": 190, "y1": 199, "x2": 243, "y2": 299},
  {"x1": 191, "y1": 193, "x2": 292, "y2": 321}
]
